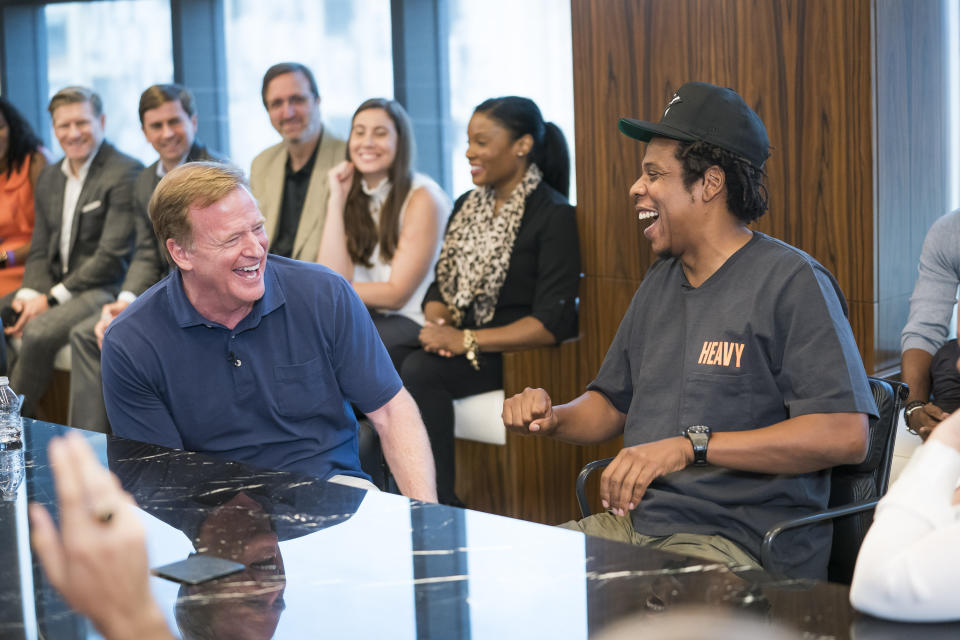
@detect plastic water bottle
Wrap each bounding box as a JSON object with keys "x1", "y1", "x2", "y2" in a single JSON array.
[
  {"x1": 0, "y1": 377, "x2": 22, "y2": 447},
  {"x1": 0, "y1": 447, "x2": 24, "y2": 500}
]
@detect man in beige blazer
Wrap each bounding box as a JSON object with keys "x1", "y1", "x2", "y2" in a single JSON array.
[{"x1": 250, "y1": 62, "x2": 346, "y2": 262}]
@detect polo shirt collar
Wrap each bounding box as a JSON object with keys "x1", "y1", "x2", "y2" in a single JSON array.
[{"x1": 166, "y1": 258, "x2": 286, "y2": 329}]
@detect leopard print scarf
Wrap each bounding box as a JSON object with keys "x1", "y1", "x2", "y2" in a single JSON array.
[{"x1": 436, "y1": 163, "x2": 543, "y2": 327}]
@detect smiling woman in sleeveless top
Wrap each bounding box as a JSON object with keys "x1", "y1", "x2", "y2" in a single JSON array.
[{"x1": 318, "y1": 98, "x2": 450, "y2": 370}]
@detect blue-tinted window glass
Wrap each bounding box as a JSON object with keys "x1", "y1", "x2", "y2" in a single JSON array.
[
  {"x1": 45, "y1": 0, "x2": 173, "y2": 165},
  {"x1": 447, "y1": 0, "x2": 577, "y2": 203},
  {"x1": 223, "y1": 0, "x2": 393, "y2": 175}
]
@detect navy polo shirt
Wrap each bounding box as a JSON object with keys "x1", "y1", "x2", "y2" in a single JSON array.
[{"x1": 102, "y1": 255, "x2": 402, "y2": 481}]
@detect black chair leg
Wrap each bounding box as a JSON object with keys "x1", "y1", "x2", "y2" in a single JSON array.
[{"x1": 357, "y1": 418, "x2": 387, "y2": 490}]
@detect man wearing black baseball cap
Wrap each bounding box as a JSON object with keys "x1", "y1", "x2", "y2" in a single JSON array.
[{"x1": 503, "y1": 81, "x2": 877, "y2": 578}]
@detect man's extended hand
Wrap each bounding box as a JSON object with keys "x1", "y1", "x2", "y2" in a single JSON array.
[
  {"x1": 502, "y1": 387, "x2": 559, "y2": 435},
  {"x1": 95, "y1": 300, "x2": 130, "y2": 349},
  {"x1": 4, "y1": 295, "x2": 49, "y2": 337},
  {"x1": 906, "y1": 402, "x2": 948, "y2": 440},
  {"x1": 600, "y1": 438, "x2": 693, "y2": 516}
]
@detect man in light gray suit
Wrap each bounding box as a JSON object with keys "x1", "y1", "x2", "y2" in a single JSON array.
[
  {"x1": 2, "y1": 86, "x2": 141, "y2": 417},
  {"x1": 67, "y1": 84, "x2": 226, "y2": 432},
  {"x1": 250, "y1": 62, "x2": 346, "y2": 262}
]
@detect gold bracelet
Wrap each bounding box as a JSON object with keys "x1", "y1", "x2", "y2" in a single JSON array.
[{"x1": 462, "y1": 329, "x2": 480, "y2": 371}]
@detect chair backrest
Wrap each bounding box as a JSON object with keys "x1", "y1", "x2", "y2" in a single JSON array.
[{"x1": 826, "y1": 376, "x2": 907, "y2": 582}]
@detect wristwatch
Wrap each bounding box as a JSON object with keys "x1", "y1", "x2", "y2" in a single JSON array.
[
  {"x1": 46, "y1": 294, "x2": 59, "y2": 307},
  {"x1": 684, "y1": 425, "x2": 711, "y2": 466}
]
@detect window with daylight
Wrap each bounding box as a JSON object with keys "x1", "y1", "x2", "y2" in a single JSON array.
[
  {"x1": 45, "y1": 0, "x2": 173, "y2": 165},
  {"x1": 223, "y1": 0, "x2": 393, "y2": 174},
  {"x1": 446, "y1": 0, "x2": 576, "y2": 203}
]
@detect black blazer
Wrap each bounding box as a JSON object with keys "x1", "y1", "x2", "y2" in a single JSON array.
[{"x1": 424, "y1": 181, "x2": 581, "y2": 342}]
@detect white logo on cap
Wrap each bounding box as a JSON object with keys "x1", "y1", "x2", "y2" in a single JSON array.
[{"x1": 664, "y1": 93, "x2": 682, "y2": 118}]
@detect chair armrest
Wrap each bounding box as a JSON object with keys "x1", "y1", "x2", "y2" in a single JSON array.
[
  {"x1": 760, "y1": 499, "x2": 879, "y2": 578},
  {"x1": 576, "y1": 457, "x2": 614, "y2": 518}
]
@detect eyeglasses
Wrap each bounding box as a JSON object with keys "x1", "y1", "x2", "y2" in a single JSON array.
[{"x1": 267, "y1": 94, "x2": 314, "y2": 112}]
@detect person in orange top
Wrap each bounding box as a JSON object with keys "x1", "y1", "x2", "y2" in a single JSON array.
[{"x1": 0, "y1": 97, "x2": 50, "y2": 296}]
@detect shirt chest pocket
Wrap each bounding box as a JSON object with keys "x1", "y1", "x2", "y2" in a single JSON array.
[
  {"x1": 274, "y1": 354, "x2": 337, "y2": 419},
  {"x1": 75, "y1": 201, "x2": 106, "y2": 243},
  {"x1": 679, "y1": 371, "x2": 754, "y2": 432}
]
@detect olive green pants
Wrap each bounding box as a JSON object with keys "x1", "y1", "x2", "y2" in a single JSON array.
[{"x1": 561, "y1": 512, "x2": 762, "y2": 571}]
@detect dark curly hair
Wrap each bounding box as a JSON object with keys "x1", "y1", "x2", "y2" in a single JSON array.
[
  {"x1": 675, "y1": 140, "x2": 769, "y2": 224},
  {"x1": 0, "y1": 97, "x2": 43, "y2": 179}
]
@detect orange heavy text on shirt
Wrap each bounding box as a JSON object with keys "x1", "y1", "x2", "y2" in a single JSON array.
[{"x1": 696, "y1": 341, "x2": 745, "y2": 368}]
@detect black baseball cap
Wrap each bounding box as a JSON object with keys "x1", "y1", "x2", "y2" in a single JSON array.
[{"x1": 618, "y1": 81, "x2": 770, "y2": 169}]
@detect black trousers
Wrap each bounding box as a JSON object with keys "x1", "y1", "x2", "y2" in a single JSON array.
[
  {"x1": 931, "y1": 338, "x2": 960, "y2": 412},
  {"x1": 370, "y1": 312, "x2": 421, "y2": 373},
  {"x1": 400, "y1": 348, "x2": 502, "y2": 504}
]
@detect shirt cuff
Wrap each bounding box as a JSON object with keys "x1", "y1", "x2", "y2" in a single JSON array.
[
  {"x1": 50, "y1": 283, "x2": 72, "y2": 304},
  {"x1": 14, "y1": 288, "x2": 40, "y2": 302},
  {"x1": 901, "y1": 335, "x2": 941, "y2": 356},
  {"x1": 117, "y1": 291, "x2": 137, "y2": 304}
]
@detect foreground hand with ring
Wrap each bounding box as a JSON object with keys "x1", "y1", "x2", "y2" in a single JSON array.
[
  {"x1": 29, "y1": 432, "x2": 174, "y2": 639},
  {"x1": 95, "y1": 508, "x2": 114, "y2": 524}
]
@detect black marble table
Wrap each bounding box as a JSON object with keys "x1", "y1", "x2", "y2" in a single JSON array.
[{"x1": 1, "y1": 419, "x2": 958, "y2": 639}]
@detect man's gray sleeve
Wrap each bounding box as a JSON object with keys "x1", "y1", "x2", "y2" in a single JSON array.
[{"x1": 901, "y1": 210, "x2": 960, "y2": 355}]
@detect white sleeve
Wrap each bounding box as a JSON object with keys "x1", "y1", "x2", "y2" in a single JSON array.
[{"x1": 849, "y1": 440, "x2": 960, "y2": 621}]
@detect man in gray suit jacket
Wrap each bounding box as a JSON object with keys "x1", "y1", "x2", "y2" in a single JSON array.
[
  {"x1": 1, "y1": 86, "x2": 141, "y2": 417},
  {"x1": 68, "y1": 84, "x2": 226, "y2": 432},
  {"x1": 250, "y1": 62, "x2": 346, "y2": 262}
]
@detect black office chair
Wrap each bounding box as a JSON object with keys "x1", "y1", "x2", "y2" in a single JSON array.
[
  {"x1": 357, "y1": 417, "x2": 387, "y2": 489},
  {"x1": 762, "y1": 377, "x2": 907, "y2": 582},
  {"x1": 574, "y1": 377, "x2": 907, "y2": 584}
]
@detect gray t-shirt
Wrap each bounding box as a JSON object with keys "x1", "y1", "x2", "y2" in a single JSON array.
[
  {"x1": 901, "y1": 207, "x2": 960, "y2": 355},
  {"x1": 588, "y1": 232, "x2": 877, "y2": 578}
]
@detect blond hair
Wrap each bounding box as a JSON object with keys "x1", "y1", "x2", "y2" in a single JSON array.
[
  {"x1": 149, "y1": 162, "x2": 248, "y2": 264},
  {"x1": 48, "y1": 86, "x2": 103, "y2": 117}
]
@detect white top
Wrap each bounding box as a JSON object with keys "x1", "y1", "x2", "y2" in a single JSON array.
[
  {"x1": 353, "y1": 172, "x2": 450, "y2": 326},
  {"x1": 849, "y1": 439, "x2": 960, "y2": 621},
  {"x1": 59, "y1": 145, "x2": 99, "y2": 276}
]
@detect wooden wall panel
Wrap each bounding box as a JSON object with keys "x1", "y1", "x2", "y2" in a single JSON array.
[
  {"x1": 848, "y1": 301, "x2": 874, "y2": 366},
  {"x1": 570, "y1": 0, "x2": 650, "y2": 283}
]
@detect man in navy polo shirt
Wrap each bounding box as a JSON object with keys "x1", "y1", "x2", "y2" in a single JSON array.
[{"x1": 101, "y1": 162, "x2": 436, "y2": 502}]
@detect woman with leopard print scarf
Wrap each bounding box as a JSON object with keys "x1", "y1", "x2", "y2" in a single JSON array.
[{"x1": 400, "y1": 96, "x2": 581, "y2": 506}]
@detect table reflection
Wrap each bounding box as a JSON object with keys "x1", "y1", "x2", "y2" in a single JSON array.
[{"x1": 2, "y1": 419, "x2": 959, "y2": 639}]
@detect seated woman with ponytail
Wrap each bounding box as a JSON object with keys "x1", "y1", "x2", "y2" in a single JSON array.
[
  {"x1": 401, "y1": 96, "x2": 581, "y2": 505},
  {"x1": 318, "y1": 98, "x2": 451, "y2": 370}
]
